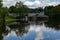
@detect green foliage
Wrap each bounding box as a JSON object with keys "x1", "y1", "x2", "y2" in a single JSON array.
[
  {"x1": 44, "y1": 5, "x2": 60, "y2": 21},
  {"x1": 44, "y1": 6, "x2": 54, "y2": 15},
  {"x1": 34, "y1": 7, "x2": 43, "y2": 13},
  {"x1": 9, "y1": 1, "x2": 43, "y2": 16},
  {"x1": 53, "y1": 5, "x2": 60, "y2": 14},
  {"x1": 0, "y1": 0, "x2": 2, "y2": 7},
  {"x1": 9, "y1": 6, "x2": 17, "y2": 13},
  {"x1": 44, "y1": 5, "x2": 60, "y2": 15},
  {"x1": 0, "y1": 0, "x2": 9, "y2": 29}
]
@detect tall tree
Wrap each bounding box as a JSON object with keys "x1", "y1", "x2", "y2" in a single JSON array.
[
  {"x1": 0, "y1": 0, "x2": 3, "y2": 40},
  {"x1": 9, "y1": 6, "x2": 17, "y2": 13},
  {"x1": 0, "y1": 0, "x2": 2, "y2": 7}
]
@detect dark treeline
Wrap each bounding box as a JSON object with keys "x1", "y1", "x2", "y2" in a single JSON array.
[
  {"x1": 9, "y1": 2, "x2": 43, "y2": 14},
  {"x1": 0, "y1": 1, "x2": 43, "y2": 26},
  {"x1": 44, "y1": 5, "x2": 60, "y2": 15},
  {"x1": 0, "y1": 1, "x2": 43, "y2": 19},
  {"x1": 44, "y1": 5, "x2": 60, "y2": 21}
]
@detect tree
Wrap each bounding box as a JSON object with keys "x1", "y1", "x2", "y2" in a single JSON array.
[
  {"x1": 9, "y1": 6, "x2": 17, "y2": 13},
  {"x1": 0, "y1": 0, "x2": 9, "y2": 34},
  {"x1": 44, "y1": 5, "x2": 60, "y2": 15},
  {"x1": 8, "y1": 1, "x2": 44, "y2": 17},
  {"x1": 0, "y1": 0, "x2": 2, "y2": 7},
  {"x1": 15, "y1": 1, "x2": 23, "y2": 8},
  {"x1": 0, "y1": 0, "x2": 3, "y2": 19},
  {"x1": 53, "y1": 5, "x2": 60, "y2": 14},
  {"x1": 0, "y1": 0, "x2": 4, "y2": 40},
  {"x1": 44, "y1": 5, "x2": 60, "y2": 21},
  {"x1": 34, "y1": 7, "x2": 43, "y2": 13}
]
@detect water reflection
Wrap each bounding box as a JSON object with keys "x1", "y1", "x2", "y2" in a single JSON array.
[
  {"x1": 3, "y1": 22, "x2": 45, "y2": 40},
  {"x1": 6, "y1": 21, "x2": 29, "y2": 36},
  {"x1": 0, "y1": 20, "x2": 60, "y2": 40},
  {"x1": 45, "y1": 20, "x2": 60, "y2": 30},
  {"x1": 0, "y1": 19, "x2": 6, "y2": 40}
]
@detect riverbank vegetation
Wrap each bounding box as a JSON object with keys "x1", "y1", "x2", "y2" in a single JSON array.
[
  {"x1": 0, "y1": 0, "x2": 60, "y2": 25},
  {"x1": 44, "y1": 5, "x2": 60, "y2": 21},
  {"x1": 9, "y1": 2, "x2": 43, "y2": 14},
  {"x1": 0, "y1": 1, "x2": 43, "y2": 22},
  {"x1": 0, "y1": 1, "x2": 43, "y2": 29}
]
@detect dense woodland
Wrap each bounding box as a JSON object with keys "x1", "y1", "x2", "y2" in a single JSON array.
[
  {"x1": 44, "y1": 5, "x2": 60, "y2": 21},
  {"x1": 0, "y1": 0, "x2": 60, "y2": 24},
  {"x1": 0, "y1": 0, "x2": 60, "y2": 22},
  {"x1": 0, "y1": 1, "x2": 43, "y2": 28},
  {"x1": 9, "y1": 2, "x2": 43, "y2": 13}
]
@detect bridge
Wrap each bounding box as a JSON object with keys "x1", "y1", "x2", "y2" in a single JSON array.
[{"x1": 25, "y1": 13, "x2": 48, "y2": 21}]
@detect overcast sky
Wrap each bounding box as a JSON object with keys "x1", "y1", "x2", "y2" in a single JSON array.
[{"x1": 3, "y1": 0, "x2": 60, "y2": 8}]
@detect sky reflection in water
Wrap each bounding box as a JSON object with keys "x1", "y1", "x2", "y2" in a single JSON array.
[{"x1": 3, "y1": 23, "x2": 60, "y2": 40}]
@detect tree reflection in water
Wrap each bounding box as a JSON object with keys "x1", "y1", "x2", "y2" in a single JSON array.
[
  {"x1": 1, "y1": 19, "x2": 60, "y2": 40},
  {"x1": 3, "y1": 21, "x2": 29, "y2": 37},
  {"x1": 0, "y1": 26, "x2": 3, "y2": 40},
  {"x1": 45, "y1": 19, "x2": 60, "y2": 30},
  {"x1": 0, "y1": 19, "x2": 6, "y2": 40}
]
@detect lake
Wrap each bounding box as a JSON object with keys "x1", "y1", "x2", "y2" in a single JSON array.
[{"x1": 0, "y1": 19, "x2": 60, "y2": 40}]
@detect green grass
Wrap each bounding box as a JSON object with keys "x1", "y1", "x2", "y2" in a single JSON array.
[
  {"x1": 5, "y1": 15, "x2": 17, "y2": 25},
  {"x1": 5, "y1": 15, "x2": 16, "y2": 22}
]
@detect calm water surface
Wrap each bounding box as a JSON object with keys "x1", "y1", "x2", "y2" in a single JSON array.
[{"x1": 1, "y1": 20, "x2": 60, "y2": 40}]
